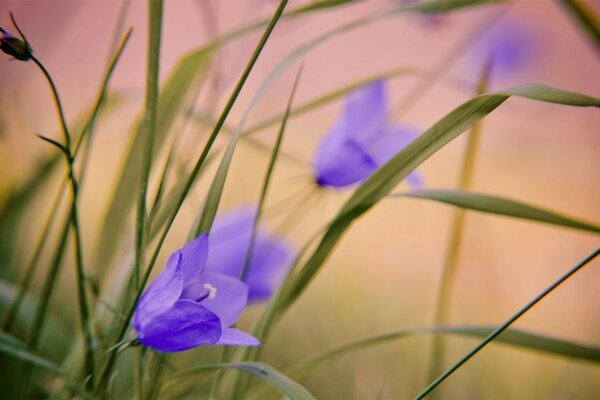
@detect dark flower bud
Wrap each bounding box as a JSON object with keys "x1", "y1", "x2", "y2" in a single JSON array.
[{"x1": 0, "y1": 28, "x2": 32, "y2": 61}]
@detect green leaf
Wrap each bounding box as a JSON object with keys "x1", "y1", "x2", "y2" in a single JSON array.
[
  {"x1": 162, "y1": 362, "x2": 316, "y2": 400},
  {"x1": 395, "y1": 189, "x2": 600, "y2": 234}
]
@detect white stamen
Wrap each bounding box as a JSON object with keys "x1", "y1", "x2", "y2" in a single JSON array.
[{"x1": 203, "y1": 283, "x2": 217, "y2": 300}]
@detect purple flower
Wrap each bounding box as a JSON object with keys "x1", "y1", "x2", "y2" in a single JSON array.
[
  {"x1": 313, "y1": 80, "x2": 423, "y2": 188},
  {"x1": 472, "y1": 20, "x2": 537, "y2": 79},
  {"x1": 133, "y1": 234, "x2": 260, "y2": 353},
  {"x1": 206, "y1": 206, "x2": 293, "y2": 304}
]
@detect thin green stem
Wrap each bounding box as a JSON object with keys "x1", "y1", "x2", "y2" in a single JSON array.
[
  {"x1": 30, "y1": 55, "x2": 96, "y2": 387},
  {"x1": 241, "y1": 65, "x2": 303, "y2": 282},
  {"x1": 415, "y1": 247, "x2": 600, "y2": 399},
  {"x1": 93, "y1": 1, "x2": 289, "y2": 394},
  {"x1": 426, "y1": 61, "x2": 492, "y2": 388}
]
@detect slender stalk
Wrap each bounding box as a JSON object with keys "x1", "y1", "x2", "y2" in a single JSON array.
[
  {"x1": 93, "y1": 1, "x2": 289, "y2": 394},
  {"x1": 30, "y1": 55, "x2": 96, "y2": 387},
  {"x1": 426, "y1": 61, "x2": 492, "y2": 389},
  {"x1": 415, "y1": 247, "x2": 600, "y2": 399},
  {"x1": 241, "y1": 65, "x2": 303, "y2": 282}
]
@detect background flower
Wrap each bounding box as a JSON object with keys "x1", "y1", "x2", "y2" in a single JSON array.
[
  {"x1": 206, "y1": 205, "x2": 293, "y2": 303},
  {"x1": 313, "y1": 80, "x2": 423, "y2": 188}
]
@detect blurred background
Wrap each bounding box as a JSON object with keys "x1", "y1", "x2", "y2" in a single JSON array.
[{"x1": 0, "y1": 0, "x2": 599, "y2": 398}]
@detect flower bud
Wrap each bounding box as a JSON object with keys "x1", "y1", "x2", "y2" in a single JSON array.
[{"x1": 0, "y1": 28, "x2": 32, "y2": 61}]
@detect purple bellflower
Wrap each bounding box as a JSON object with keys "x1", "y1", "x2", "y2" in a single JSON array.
[
  {"x1": 206, "y1": 206, "x2": 293, "y2": 304},
  {"x1": 472, "y1": 20, "x2": 536, "y2": 80},
  {"x1": 133, "y1": 234, "x2": 260, "y2": 353},
  {"x1": 313, "y1": 80, "x2": 423, "y2": 188}
]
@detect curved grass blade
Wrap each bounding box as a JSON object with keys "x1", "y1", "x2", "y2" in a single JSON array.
[
  {"x1": 294, "y1": 326, "x2": 600, "y2": 379},
  {"x1": 395, "y1": 189, "x2": 600, "y2": 234},
  {"x1": 162, "y1": 362, "x2": 315, "y2": 400},
  {"x1": 0, "y1": 337, "x2": 64, "y2": 376}
]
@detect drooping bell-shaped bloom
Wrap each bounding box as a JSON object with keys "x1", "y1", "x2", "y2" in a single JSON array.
[
  {"x1": 313, "y1": 80, "x2": 423, "y2": 188},
  {"x1": 205, "y1": 206, "x2": 293, "y2": 304},
  {"x1": 133, "y1": 234, "x2": 260, "y2": 353}
]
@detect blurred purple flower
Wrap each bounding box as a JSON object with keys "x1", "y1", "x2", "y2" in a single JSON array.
[
  {"x1": 313, "y1": 80, "x2": 423, "y2": 188},
  {"x1": 206, "y1": 206, "x2": 293, "y2": 304},
  {"x1": 473, "y1": 21, "x2": 536, "y2": 79},
  {"x1": 133, "y1": 234, "x2": 260, "y2": 353}
]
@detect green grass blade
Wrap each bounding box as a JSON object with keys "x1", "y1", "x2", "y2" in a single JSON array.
[
  {"x1": 134, "y1": 0, "x2": 163, "y2": 292},
  {"x1": 0, "y1": 334, "x2": 64, "y2": 376},
  {"x1": 396, "y1": 189, "x2": 600, "y2": 234},
  {"x1": 559, "y1": 0, "x2": 600, "y2": 51},
  {"x1": 162, "y1": 362, "x2": 316, "y2": 400},
  {"x1": 291, "y1": 326, "x2": 600, "y2": 379},
  {"x1": 94, "y1": 45, "x2": 215, "y2": 280},
  {"x1": 242, "y1": 67, "x2": 302, "y2": 280}
]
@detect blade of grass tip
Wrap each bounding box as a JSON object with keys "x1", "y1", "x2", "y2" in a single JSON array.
[
  {"x1": 134, "y1": 0, "x2": 163, "y2": 292},
  {"x1": 2, "y1": 181, "x2": 67, "y2": 332},
  {"x1": 415, "y1": 247, "x2": 600, "y2": 399},
  {"x1": 394, "y1": 189, "x2": 600, "y2": 234},
  {"x1": 426, "y1": 59, "x2": 492, "y2": 391},
  {"x1": 237, "y1": 84, "x2": 600, "y2": 377},
  {"x1": 559, "y1": 0, "x2": 600, "y2": 51},
  {"x1": 93, "y1": 1, "x2": 289, "y2": 394}
]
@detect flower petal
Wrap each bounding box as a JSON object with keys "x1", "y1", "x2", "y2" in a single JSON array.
[
  {"x1": 206, "y1": 207, "x2": 255, "y2": 279},
  {"x1": 365, "y1": 124, "x2": 424, "y2": 188},
  {"x1": 182, "y1": 271, "x2": 248, "y2": 328},
  {"x1": 137, "y1": 299, "x2": 221, "y2": 353},
  {"x1": 341, "y1": 80, "x2": 388, "y2": 143},
  {"x1": 215, "y1": 328, "x2": 261, "y2": 347},
  {"x1": 179, "y1": 234, "x2": 209, "y2": 283},
  {"x1": 313, "y1": 134, "x2": 378, "y2": 187},
  {"x1": 133, "y1": 251, "x2": 183, "y2": 331},
  {"x1": 246, "y1": 237, "x2": 292, "y2": 303},
  {"x1": 313, "y1": 81, "x2": 389, "y2": 188}
]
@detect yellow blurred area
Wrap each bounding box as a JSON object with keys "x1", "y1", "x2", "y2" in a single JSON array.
[{"x1": 0, "y1": 0, "x2": 599, "y2": 398}]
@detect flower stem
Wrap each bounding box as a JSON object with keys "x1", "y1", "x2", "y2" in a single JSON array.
[
  {"x1": 415, "y1": 247, "x2": 600, "y2": 399},
  {"x1": 426, "y1": 60, "x2": 492, "y2": 392},
  {"x1": 30, "y1": 55, "x2": 96, "y2": 388}
]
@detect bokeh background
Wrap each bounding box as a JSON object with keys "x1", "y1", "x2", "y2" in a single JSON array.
[{"x1": 1, "y1": 0, "x2": 599, "y2": 398}]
